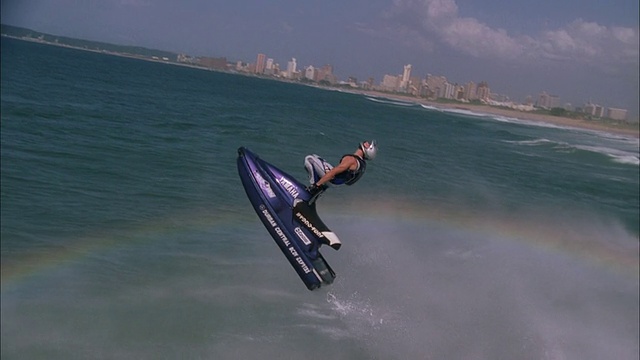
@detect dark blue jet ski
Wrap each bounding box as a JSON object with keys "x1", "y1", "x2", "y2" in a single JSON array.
[{"x1": 237, "y1": 147, "x2": 341, "y2": 290}]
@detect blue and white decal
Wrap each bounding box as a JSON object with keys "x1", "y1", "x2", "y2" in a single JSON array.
[
  {"x1": 294, "y1": 227, "x2": 312, "y2": 246},
  {"x1": 278, "y1": 176, "x2": 300, "y2": 199},
  {"x1": 258, "y1": 205, "x2": 311, "y2": 274},
  {"x1": 255, "y1": 171, "x2": 276, "y2": 198}
]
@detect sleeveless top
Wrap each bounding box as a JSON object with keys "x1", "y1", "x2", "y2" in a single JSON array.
[{"x1": 332, "y1": 154, "x2": 367, "y2": 186}]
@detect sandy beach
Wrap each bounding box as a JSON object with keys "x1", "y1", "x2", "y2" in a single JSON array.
[{"x1": 350, "y1": 89, "x2": 640, "y2": 138}]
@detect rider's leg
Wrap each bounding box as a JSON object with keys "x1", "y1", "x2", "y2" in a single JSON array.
[{"x1": 304, "y1": 154, "x2": 333, "y2": 185}]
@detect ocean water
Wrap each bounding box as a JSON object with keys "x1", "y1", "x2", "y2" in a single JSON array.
[{"x1": 1, "y1": 37, "x2": 638, "y2": 360}]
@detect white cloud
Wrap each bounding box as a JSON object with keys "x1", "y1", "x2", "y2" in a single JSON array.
[
  {"x1": 425, "y1": 0, "x2": 457, "y2": 21},
  {"x1": 374, "y1": 0, "x2": 639, "y2": 69},
  {"x1": 538, "y1": 19, "x2": 639, "y2": 69},
  {"x1": 612, "y1": 27, "x2": 637, "y2": 44},
  {"x1": 441, "y1": 17, "x2": 524, "y2": 59}
]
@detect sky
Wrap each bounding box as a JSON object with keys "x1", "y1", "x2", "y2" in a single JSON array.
[{"x1": 2, "y1": 0, "x2": 639, "y2": 116}]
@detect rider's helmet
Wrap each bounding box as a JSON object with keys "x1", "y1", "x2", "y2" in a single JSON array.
[{"x1": 359, "y1": 140, "x2": 378, "y2": 160}]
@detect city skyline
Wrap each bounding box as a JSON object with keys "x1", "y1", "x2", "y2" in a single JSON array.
[
  {"x1": 3, "y1": 24, "x2": 634, "y2": 121},
  {"x1": 2, "y1": 0, "x2": 638, "y2": 115},
  {"x1": 236, "y1": 51, "x2": 631, "y2": 120}
]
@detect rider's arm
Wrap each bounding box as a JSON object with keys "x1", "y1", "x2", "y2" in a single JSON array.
[{"x1": 315, "y1": 157, "x2": 354, "y2": 186}]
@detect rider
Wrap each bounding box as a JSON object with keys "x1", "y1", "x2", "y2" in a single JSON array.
[{"x1": 305, "y1": 140, "x2": 378, "y2": 197}]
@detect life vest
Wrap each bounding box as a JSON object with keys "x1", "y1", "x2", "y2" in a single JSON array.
[{"x1": 332, "y1": 154, "x2": 366, "y2": 186}]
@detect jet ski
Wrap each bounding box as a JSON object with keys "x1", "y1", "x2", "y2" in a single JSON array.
[{"x1": 236, "y1": 147, "x2": 341, "y2": 290}]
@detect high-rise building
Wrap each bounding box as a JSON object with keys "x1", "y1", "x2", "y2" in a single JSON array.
[
  {"x1": 263, "y1": 58, "x2": 275, "y2": 75},
  {"x1": 271, "y1": 63, "x2": 281, "y2": 75},
  {"x1": 304, "y1": 65, "x2": 316, "y2": 81},
  {"x1": 607, "y1": 108, "x2": 628, "y2": 120},
  {"x1": 381, "y1": 74, "x2": 400, "y2": 91},
  {"x1": 537, "y1": 92, "x2": 550, "y2": 108},
  {"x1": 314, "y1": 65, "x2": 337, "y2": 84},
  {"x1": 584, "y1": 102, "x2": 597, "y2": 115},
  {"x1": 476, "y1": 81, "x2": 490, "y2": 101},
  {"x1": 408, "y1": 76, "x2": 421, "y2": 95},
  {"x1": 464, "y1": 82, "x2": 477, "y2": 101},
  {"x1": 197, "y1": 57, "x2": 227, "y2": 70},
  {"x1": 425, "y1": 74, "x2": 447, "y2": 99},
  {"x1": 443, "y1": 82, "x2": 455, "y2": 99},
  {"x1": 400, "y1": 64, "x2": 412, "y2": 92},
  {"x1": 594, "y1": 105, "x2": 606, "y2": 118},
  {"x1": 286, "y1": 58, "x2": 297, "y2": 79},
  {"x1": 321, "y1": 64, "x2": 333, "y2": 75},
  {"x1": 537, "y1": 91, "x2": 561, "y2": 109},
  {"x1": 255, "y1": 53, "x2": 266, "y2": 74}
]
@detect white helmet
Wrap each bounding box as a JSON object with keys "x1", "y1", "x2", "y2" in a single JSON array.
[{"x1": 359, "y1": 140, "x2": 378, "y2": 160}]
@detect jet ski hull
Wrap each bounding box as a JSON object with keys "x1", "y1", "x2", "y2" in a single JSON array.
[{"x1": 237, "y1": 147, "x2": 338, "y2": 290}]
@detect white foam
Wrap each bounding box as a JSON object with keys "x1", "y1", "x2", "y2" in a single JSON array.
[
  {"x1": 296, "y1": 303, "x2": 337, "y2": 320},
  {"x1": 434, "y1": 106, "x2": 638, "y2": 141},
  {"x1": 504, "y1": 138, "x2": 554, "y2": 146},
  {"x1": 575, "y1": 145, "x2": 640, "y2": 166},
  {"x1": 326, "y1": 292, "x2": 385, "y2": 329},
  {"x1": 504, "y1": 139, "x2": 639, "y2": 165},
  {"x1": 440, "y1": 107, "x2": 491, "y2": 118},
  {"x1": 364, "y1": 96, "x2": 416, "y2": 107},
  {"x1": 609, "y1": 155, "x2": 640, "y2": 165},
  {"x1": 419, "y1": 104, "x2": 442, "y2": 111}
]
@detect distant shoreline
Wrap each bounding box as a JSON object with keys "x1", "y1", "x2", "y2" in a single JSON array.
[
  {"x1": 338, "y1": 89, "x2": 640, "y2": 138},
  {"x1": 5, "y1": 34, "x2": 639, "y2": 138}
]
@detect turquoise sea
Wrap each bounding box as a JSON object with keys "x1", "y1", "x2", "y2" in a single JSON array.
[{"x1": 1, "y1": 37, "x2": 639, "y2": 359}]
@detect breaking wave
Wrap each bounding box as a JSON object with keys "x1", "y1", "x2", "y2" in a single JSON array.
[{"x1": 504, "y1": 138, "x2": 639, "y2": 166}]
